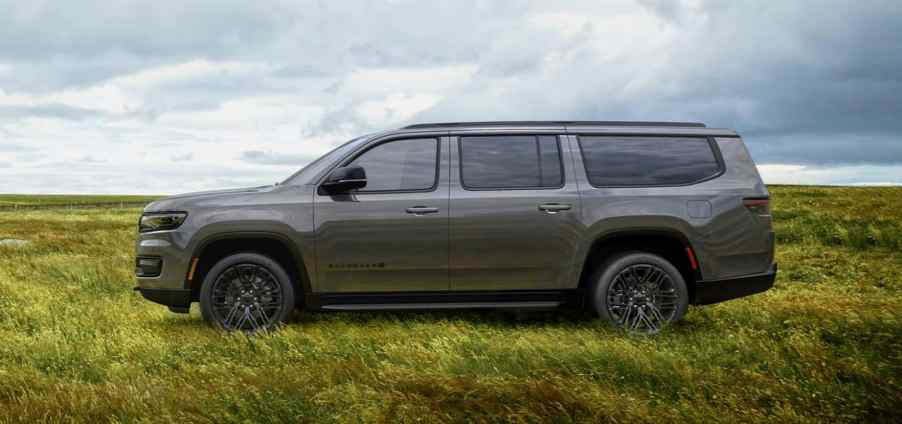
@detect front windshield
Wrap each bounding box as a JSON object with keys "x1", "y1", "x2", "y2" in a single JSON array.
[{"x1": 281, "y1": 135, "x2": 371, "y2": 185}]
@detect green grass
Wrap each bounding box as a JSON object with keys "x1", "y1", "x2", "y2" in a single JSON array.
[
  {"x1": 0, "y1": 194, "x2": 158, "y2": 207},
  {"x1": 0, "y1": 186, "x2": 900, "y2": 422}
]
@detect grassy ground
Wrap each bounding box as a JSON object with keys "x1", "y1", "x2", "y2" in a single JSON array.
[
  {"x1": 0, "y1": 194, "x2": 158, "y2": 208},
  {"x1": 0, "y1": 186, "x2": 899, "y2": 422}
]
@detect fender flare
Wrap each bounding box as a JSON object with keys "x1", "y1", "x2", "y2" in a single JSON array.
[{"x1": 191, "y1": 230, "x2": 313, "y2": 294}]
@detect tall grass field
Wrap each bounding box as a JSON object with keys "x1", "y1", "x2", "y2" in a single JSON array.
[{"x1": 0, "y1": 186, "x2": 899, "y2": 422}]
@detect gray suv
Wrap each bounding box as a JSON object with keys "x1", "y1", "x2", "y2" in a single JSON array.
[{"x1": 135, "y1": 121, "x2": 776, "y2": 333}]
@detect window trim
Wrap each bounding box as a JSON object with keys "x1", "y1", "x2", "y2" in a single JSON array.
[
  {"x1": 576, "y1": 135, "x2": 726, "y2": 188},
  {"x1": 457, "y1": 134, "x2": 566, "y2": 191},
  {"x1": 319, "y1": 136, "x2": 442, "y2": 195}
]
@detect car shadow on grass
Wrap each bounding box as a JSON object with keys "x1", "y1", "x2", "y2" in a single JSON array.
[
  {"x1": 149, "y1": 305, "x2": 714, "y2": 336},
  {"x1": 289, "y1": 307, "x2": 610, "y2": 330}
]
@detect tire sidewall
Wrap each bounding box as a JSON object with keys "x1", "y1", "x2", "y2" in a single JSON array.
[
  {"x1": 591, "y1": 252, "x2": 689, "y2": 328},
  {"x1": 199, "y1": 252, "x2": 296, "y2": 331}
]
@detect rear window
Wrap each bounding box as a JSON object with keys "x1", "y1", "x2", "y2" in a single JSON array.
[
  {"x1": 578, "y1": 136, "x2": 721, "y2": 186},
  {"x1": 460, "y1": 135, "x2": 563, "y2": 189}
]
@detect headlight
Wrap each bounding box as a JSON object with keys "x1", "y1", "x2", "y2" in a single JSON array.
[{"x1": 139, "y1": 212, "x2": 188, "y2": 232}]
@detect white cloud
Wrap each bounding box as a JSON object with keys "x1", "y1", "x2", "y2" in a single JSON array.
[
  {"x1": 339, "y1": 65, "x2": 477, "y2": 98},
  {"x1": 355, "y1": 93, "x2": 441, "y2": 126},
  {"x1": 0, "y1": 0, "x2": 899, "y2": 194},
  {"x1": 0, "y1": 59, "x2": 278, "y2": 117},
  {"x1": 758, "y1": 164, "x2": 902, "y2": 186},
  {"x1": 113, "y1": 59, "x2": 273, "y2": 88}
]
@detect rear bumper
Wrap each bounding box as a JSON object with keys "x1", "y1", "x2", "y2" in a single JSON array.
[
  {"x1": 134, "y1": 287, "x2": 192, "y2": 308},
  {"x1": 693, "y1": 263, "x2": 777, "y2": 305}
]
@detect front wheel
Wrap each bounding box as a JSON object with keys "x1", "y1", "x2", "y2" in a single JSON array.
[
  {"x1": 199, "y1": 253, "x2": 295, "y2": 332},
  {"x1": 589, "y1": 252, "x2": 689, "y2": 334}
]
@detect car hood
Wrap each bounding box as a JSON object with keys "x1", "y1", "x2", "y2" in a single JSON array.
[{"x1": 144, "y1": 185, "x2": 279, "y2": 212}]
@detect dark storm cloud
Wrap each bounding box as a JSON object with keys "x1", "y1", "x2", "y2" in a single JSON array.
[
  {"x1": 415, "y1": 0, "x2": 902, "y2": 166},
  {"x1": 650, "y1": 1, "x2": 902, "y2": 133},
  {"x1": 745, "y1": 134, "x2": 902, "y2": 166},
  {"x1": 653, "y1": 0, "x2": 902, "y2": 164}
]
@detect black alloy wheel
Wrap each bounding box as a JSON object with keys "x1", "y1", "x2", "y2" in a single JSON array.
[
  {"x1": 591, "y1": 252, "x2": 689, "y2": 334},
  {"x1": 200, "y1": 253, "x2": 295, "y2": 332}
]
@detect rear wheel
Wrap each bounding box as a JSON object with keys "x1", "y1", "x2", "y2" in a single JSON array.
[
  {"x1": 199, "y1": 253, "x2": 295, "y2": 332},
  {"x1": 589, "y1": 252, "x2": 689, "y2": 334}
]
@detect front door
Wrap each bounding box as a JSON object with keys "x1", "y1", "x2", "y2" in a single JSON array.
[
  {"x1": 314, "y1": 136, "x2": 449, "y2": 293},
  {"x1": 449, "y1": 134, "x2": 582, "y2": 291}
]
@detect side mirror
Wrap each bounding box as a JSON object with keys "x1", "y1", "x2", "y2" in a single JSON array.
[{"x1": 321, "y1": 165, "x2": 367, "y2": 193}]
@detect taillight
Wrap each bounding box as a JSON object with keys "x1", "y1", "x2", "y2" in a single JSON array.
[{"x1": 743, "y1": 197, "x2": 770, "y2": 215}]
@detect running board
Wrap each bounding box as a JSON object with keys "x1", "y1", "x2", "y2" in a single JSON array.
[{"x1": 321, "y1": 301, "x2": 562, "y2": 311}]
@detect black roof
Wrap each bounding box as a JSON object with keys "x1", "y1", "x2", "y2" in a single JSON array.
[{"x1": 402, "y1": 121, "x2": 706, "y2": 129}]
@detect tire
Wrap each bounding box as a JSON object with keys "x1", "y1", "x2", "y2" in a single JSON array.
[
  {"x1": 199, "y1": 252, "x2": 296, "y2": 332},
  {"x1": 589, "y1": 251, "x2": 689, "y2": 334}
]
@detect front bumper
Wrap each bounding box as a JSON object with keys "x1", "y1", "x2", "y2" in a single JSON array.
[
  {"x1": 134, "y1": 234, "x2": 192, "y2": 290},
  {"x1": 134, "y1": 231, "x2": 194, "y2": 313},
  {"x1": 135, "y1": 287, "x2": 192, "y2": 308},
  {"x1": 693, "y1": 263, "x2": 777, "y2": 305}
]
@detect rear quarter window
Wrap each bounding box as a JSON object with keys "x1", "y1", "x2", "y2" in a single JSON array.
[{"x1": 578, "y1": 136, "x2": 722, "y2": 187}]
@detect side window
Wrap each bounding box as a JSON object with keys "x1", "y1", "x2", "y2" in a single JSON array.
[
  {"x1": 459, "y1": 135, "x2": 563, "y2": 189},
  {"x1": 349, "y1": 138, "x2": 438, "y2": 192},
  {"x1": 578, "y1": 136, "x2": 721, "y2": 186}
]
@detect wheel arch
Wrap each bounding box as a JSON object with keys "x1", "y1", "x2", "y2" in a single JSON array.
[
  {"x1": 188, "y1": 232, "x2": 311, "y2": 304},
  {"x1": 576, "y1": 228, "x2": 701, "y2": 300}
]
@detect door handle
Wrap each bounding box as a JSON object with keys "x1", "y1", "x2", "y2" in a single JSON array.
[
  {"x1": 406, "y1": 206, "x2": 439, "y2": 215},
  {"x1": 538, "y1": 203, "x2": 571, "y2": 213}
]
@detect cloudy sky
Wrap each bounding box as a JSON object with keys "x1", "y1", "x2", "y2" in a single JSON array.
[{"x1": 1, "y1": 0, "x2": 900, "y2": 194}]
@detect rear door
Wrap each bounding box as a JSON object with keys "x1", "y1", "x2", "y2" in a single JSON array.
[{"x1": 449, "y1": 132, "x2": 582, "y2": 291}]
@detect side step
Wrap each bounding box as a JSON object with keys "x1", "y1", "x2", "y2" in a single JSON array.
[{"x1": 321, "y1": 301, "x2": 562, "y2": 311}]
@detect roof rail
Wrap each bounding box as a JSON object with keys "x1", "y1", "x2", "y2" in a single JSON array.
[{"x1": 402, "y1": 121, "x2": 706, "y2": 129}]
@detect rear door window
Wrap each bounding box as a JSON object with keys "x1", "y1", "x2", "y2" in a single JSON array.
[
  {"x1": 459, "y1": 135, "x2": 563, "y2": 189},
  {"x1": 578, "y1": 136, "x2": 721, "y2": 186}
]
